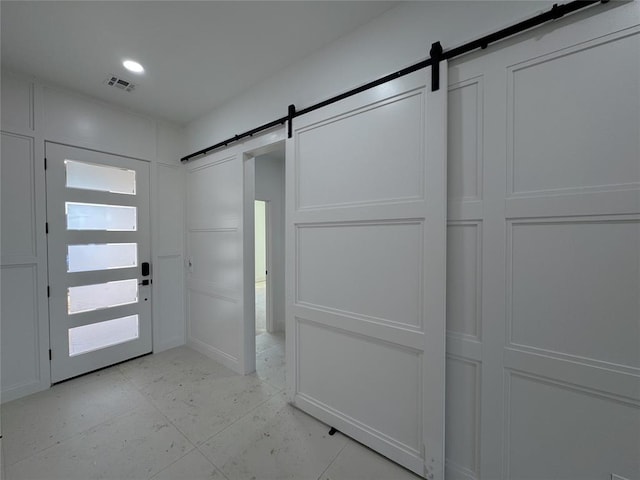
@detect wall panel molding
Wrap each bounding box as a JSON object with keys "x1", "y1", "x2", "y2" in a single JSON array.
[
  {"x1": 505, "y1": 348, "x2": 640, "y2": 403},
  {"x1": 446, "y1": 221, "x2": 482, "y2": 341},
  {"x1": 503, "y1": 369, "x2": 640, "y2": 479},
  {"x1": 506, "y1": 29, "x2": 640, "y2": 197},
  {"x1": 448, "y1": 76, "x2": 483, "y2": 204},
  {"x1": 0, "y1": 71, "x2": 34, "y2": 134},
  {"x1": 295, "y1": 88, "x2": 426, "y2": 211},
  {"x1": 0, "y1": 264, "x2": 42, "y2": 402},
  {"x1": 1, "y1": 132, "x2": 36, "y2": 262},
  {"x1": 446, "y1": 354, "x2": 481, "y2": 477},
  {"x1": 506, "y1": 217, "x2": 640, "y2": 369}
]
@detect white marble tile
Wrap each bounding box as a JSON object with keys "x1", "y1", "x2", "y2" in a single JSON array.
[
  {"x1": 6, "y1": 405, "x2": 192, "y2": 480},
  {"x1": 200, "y1": 394, "x2": 347, "y2": 480},
  {"x1": 320, "y1": 440, "x2": 422, "y2": 480},
  {"x1": 1, "y1": 367, "x2": 147, "y2": 466},
  {"x1": 151, "y1": 448, "x2": 224, "y2": 480},
  {"x1": 255, "y1": 332, "x2": 284, "y2": 354},
  {"x1": 150, "y1": 373, "x2": 278, "y2": 446},
  {"x1": 255, "y1": 344, "x2": 286, "y2": 391},
  {"x1": 118, "y1": 346, "x2": 237, "y2": 398},
  {"x1": 256, "y1": 281, "x2": 267, "y2": 335}
]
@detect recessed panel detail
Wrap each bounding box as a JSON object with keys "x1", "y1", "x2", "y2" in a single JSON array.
[
  {"x1": 510, "y1": 220, "x2": 640, "y2": 367},
  {"x1": 507, "y1": 373, "x2": 640, "y2": 478},
  {"x1": 446, "y1": 222, "x2": 481, "y2": 338},
  {"x1": 448, "y1": 80, "x2": 482, "y2": 202},
  {"x1": 298, "y1": 320, "x2": 421, "y2": 451},
  {"x1": 297, "y1": 92, "x2": 424, "y2": 209},
  {"x1": 446, "y1": 356, "x2": 480, "y2": 475},
  {"x1": 510, "y1": 35, "x2": 640, "y2": 194},
  {"x1": 297, "y1": 222, "x2": 423, "y2": 328}
]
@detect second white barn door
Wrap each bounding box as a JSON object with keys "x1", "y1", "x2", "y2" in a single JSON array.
[{"x1": 286, "y1": 67, "x2": 447, "y2": 478}]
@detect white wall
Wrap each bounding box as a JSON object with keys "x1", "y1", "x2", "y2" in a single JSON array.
[
  {"x1": 255, "y1": 153, "x2": 285, "y2": 332},
  {"x1": 186, "y1": 1, "x2": 552, "y2": 152},
  {"x1": 1, "y1": 69, "x2": 187, "y2": 402}
]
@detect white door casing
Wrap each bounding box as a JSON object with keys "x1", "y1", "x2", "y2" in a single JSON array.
[
  {"x1": 46, "y1": 142, "x2": 152, "y2": 383},
  {"x1": 186, "y1": 131, "x2": 285, "y2": 376},
  {"x1": 286, "y1": 66, "x2": 447, "y2": 478}
]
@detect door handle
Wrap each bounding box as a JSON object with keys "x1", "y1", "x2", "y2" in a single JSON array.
[{"x1": 139, "y1": 262, "x2": 151, "y2": 285}]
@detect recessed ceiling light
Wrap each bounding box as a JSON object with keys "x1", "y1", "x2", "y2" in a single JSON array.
[{"x1": 123, "y1": 60, "x2": 144, "y2": 74}]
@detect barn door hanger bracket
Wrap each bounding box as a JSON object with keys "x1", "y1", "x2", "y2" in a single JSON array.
[
  {"x1": 288, "y1": 104, "x2": 296, "y2": 138},
  {"x1": 430, "y1": 41, "x2": 443, "y2": 92}
]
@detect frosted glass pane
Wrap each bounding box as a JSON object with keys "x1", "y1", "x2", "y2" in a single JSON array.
[
  {"x1": 68, "y1": 278, "x2": 138, "y2": 314},
  {"x1": 67, "y1": 243, "x2": 137, "y2": 273},
  {"x1": 66, "y1": 202, "x2": 137, "y2": 231},
  {"x1": 69, "y1": 315, "x2": 139, "y2": 356},
  {"x1": 65, "y1": 160, "x2": 136, "y2": 195}
]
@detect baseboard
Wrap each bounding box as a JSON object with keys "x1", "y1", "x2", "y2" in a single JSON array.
[
  {"x1": 153, "y1": 336, "x2": 186, "y2": 354},
  {"x1": 187, "y1": 337, "x2": 241, "y2": 373},
  {"x1": 1, "y1": 378, "x2": 49, "y2": 404},
  {"x1": 445, "y1": 460, "x2": 479, "y2": 480}
]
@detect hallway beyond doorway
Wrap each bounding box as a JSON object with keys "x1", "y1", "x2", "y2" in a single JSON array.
[{"x1": 255, "y1": 281, "x2": 266, "y2": 335}]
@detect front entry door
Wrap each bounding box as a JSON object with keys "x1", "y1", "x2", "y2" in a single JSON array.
[{"x1": 46, "y1": 143, "x2": 152, "y2": 383}]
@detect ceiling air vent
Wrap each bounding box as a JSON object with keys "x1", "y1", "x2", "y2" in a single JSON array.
[{"x1": 104, "y1": 75, "x2": 136, "y2": 92}]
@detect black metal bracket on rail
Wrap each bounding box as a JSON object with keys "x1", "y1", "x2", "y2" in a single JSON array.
[
  {"x1": 181, "y1": 0, "x2": 607, "y2": 162},
  {"x1": 287, "y1": 104, "x2": 296, "y2": 139},
  {"x1": 429, "y1": 42, "x2": 443, "y2": 92}
]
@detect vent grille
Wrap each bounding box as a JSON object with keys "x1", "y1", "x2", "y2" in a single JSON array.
[{"x1": 104, "y1": 75, "x2": 136, "y2": 92}]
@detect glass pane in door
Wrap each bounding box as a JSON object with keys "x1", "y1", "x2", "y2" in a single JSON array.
[
  {"x1": 67, "y1": 243, "x2": 138, "y2": 272},
  {"x1": 68, "y1": 278, "x2": 138, "y2": 314},
  {"x1": 65, "y1": 160, "x2": 136, "y2": 195},
  {"x1": 68, "y1": 314, "x2": 139, "y2": 356},
  {"x1": 66, "y1": 202, "x2": 137, "y2": 231}
]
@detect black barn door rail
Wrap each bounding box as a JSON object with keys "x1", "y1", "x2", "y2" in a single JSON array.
[{"x1": 181, "y1": 0, "x2": 606, "y2": 163}]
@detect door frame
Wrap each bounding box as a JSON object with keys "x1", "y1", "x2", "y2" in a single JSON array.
[
  {"x1": 266, "y1": 201, "x2": 273, "y2": 333},
  {"x1": 240, "y1": 132, "x2": 287, "y2": 374},
  {"x1": 44, "y1": 141, "x2": 153, "y2": 383}
]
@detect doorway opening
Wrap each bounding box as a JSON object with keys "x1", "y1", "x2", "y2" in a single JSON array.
[
  {"x1": 254, "y1": 199, "x2": 269, "y2": 336},
  {"x1": 252, "y1": 146, "x2": 285, "y2": 390}
]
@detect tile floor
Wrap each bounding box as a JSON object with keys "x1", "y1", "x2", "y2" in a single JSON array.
[
  {"x1": 255, "y1": 281, "x2": 267, "y2": 335},
  {"x1": 1, "y1": 333, "x2": 420, "y2": 480}
]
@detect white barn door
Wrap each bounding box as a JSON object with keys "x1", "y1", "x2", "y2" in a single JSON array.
[
  {"x1": 444, "y1": 4, "x2": 639, "y2": 479},
  {"x1": 286, "y1": 67, "x2": 447, "y2": 478}
]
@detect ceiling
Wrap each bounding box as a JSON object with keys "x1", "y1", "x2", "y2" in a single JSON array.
[{"x1": 1, "y1": 1, "x2": 396, "y2": 125}]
